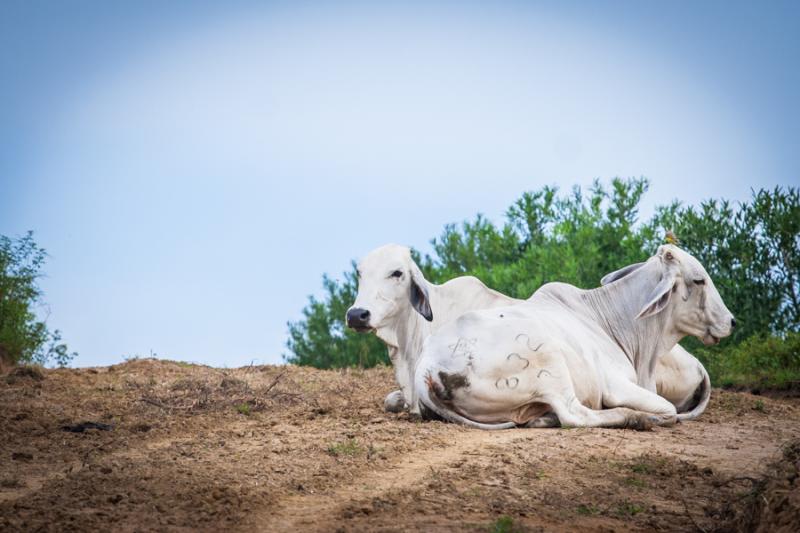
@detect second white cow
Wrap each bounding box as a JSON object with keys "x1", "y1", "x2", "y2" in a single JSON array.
[{"x1": 414, "y1": 245, "x2": 734, "y2": 429}]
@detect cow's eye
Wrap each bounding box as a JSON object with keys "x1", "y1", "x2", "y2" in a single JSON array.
[
  {"x1": 390, "y1": 270, "x2": 403, "y2": 278},
  {"x1": 693, "y1": 279, "x2": 705, "y2": 285}
]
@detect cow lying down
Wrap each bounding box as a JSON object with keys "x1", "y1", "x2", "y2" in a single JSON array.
[
  {"x1": 414, "y1": 245, "x2": 734, "y2": 430},
  {"x1": 346, "y1": 244, "x2": 712, "y2": 423}
]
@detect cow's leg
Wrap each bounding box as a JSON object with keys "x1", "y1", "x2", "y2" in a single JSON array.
[
  {"x1": 602, "y1": 376, "x2": 678, "y2": 427},
  {"x1": 546, "y1": 395, "x2": 657, "y2": 430},
  {"x1": 391, "y1": 356, "x2": 420, "y2": 414},
  {"x1": 384, "y1": 390, "x2": 407, "y2": 413},
  {"x1": 504, "y1": 349, "x2": 656, "y2": 430},
  {"x1": 535, "y1": 365, "x2": 659, "y2": 430}
]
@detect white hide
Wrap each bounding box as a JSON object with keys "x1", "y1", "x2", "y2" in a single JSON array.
[
  {"x1": 414, "y1": 245, "x2": 734, "y2": 430},
  {"x1": 656, "y1": 344, "x2": 710, "y2": 419}
]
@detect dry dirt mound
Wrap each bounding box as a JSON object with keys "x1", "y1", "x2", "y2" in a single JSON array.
[
  {"x1": 715, "y1": 439, "x2": 800, "y2": 533},
  {"x1": 1, "y1": 360, "x2": 799, "y2": 532}
]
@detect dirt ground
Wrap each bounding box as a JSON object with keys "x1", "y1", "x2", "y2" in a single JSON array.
[{"x1": 1, "y1": 360, "x2": 799, "y2": 532}]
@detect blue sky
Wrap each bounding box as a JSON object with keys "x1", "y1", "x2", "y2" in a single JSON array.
[{"x1": 1, "y1": 1, "x2": 798, "y2": 367}]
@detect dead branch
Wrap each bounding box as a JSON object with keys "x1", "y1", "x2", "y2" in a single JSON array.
[
  {"x1": 138, "y1": 397, "x2": 195, "y2": 410},
  {"x1": 263, "y1": 369, "x2": 287, "y2": 396}
]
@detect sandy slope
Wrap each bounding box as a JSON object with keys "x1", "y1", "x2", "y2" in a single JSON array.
[{"x1": 1, "y1": 360, "x2": 798, "y2": 532}]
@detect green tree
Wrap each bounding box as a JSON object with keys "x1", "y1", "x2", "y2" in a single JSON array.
[
  {"x1": 285, "y1": 266, "x2": 388, "y2": 368},
  {"x1": 426, "y1": 178, "x2": 652, "y2": 298},
  {"x1": 0, "y1": 231, "x2": 76, "y2": 367},
  {"x1": 749, "y1": 187, "x2": 800, "y2": 331}
]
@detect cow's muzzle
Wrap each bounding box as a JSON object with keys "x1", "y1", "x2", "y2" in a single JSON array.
[{"x1": 346, "y1": 308, "x2": 372, "y2": 332}]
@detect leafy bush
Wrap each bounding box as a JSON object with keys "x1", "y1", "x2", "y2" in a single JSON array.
[
  {"x1": 285, "y1": 179, "x2": 800, "y2": 389},
  {"x1": 695, "y1": 333, "x2": 800, "y2": 390},
  {"x1": 0, "y1": 231, "x2": 76, "y2": 367}
]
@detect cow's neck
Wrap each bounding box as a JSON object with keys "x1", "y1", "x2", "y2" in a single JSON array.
[
  {"x1": 376, "y1": 309, "x2": 432, "y2": 364},
  {"x1": 581, "y1": 263, "x2": 682, "y2": 388},
  {"x1": 375, "y1": 282, "x2": 439, "y2": 403}
]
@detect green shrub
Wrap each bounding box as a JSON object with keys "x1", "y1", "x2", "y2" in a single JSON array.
[
  {"x1": 0, "y1": 231, "x2": 76, "y2": 367},
  {"x1": 327, "y1": 438, "x2": 362, "y2": 457},
  {"x1": 696, "y1": 333, "x2": 800, "y2": 390},
  {"x1": 489, "y1": 515, "x2": 516, "y2": 533}
]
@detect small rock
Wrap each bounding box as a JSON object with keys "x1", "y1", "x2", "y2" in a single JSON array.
[
  {"x1": 11, "y1": 452, "x2": 33, "y2": 462},
  {"x1": 61, "y1": 421, "x2": 114, "y2": 433},
  {"x1": 0, "y1": 477, "x2": 22, "y2": 489}
]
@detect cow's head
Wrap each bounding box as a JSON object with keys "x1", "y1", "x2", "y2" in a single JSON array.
[
  {"x1": 636, "y1": 245, "x2": 735, "y2": 345},
  {"x1": 346, "y1": 244, "x2": 433, "y2": 333}
]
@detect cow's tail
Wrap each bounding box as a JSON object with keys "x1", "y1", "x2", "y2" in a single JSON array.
[
  {"x1": 416, "y1": 370, "x2": 516, "y2": 431},
  {"x1": 676, "y1": 363, "x2": 711, "y2": 422}
]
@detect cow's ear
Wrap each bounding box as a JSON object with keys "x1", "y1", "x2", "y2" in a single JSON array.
[
  {"x1": 636, "y1": 273, "x2": 676, "y2": 319},
  {"x1": 409, "y1": 265, "x2": 433, "y2": 322},
  {"x1": 600, "y1": 262, "x2": 645, "y2": 286}
]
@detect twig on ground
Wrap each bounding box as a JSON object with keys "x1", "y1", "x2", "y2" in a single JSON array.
[
  {"x1": 138, "y1": 397, "x2": 194, "y2": 410},
  {"x1": 714, "y1": 475, "x2": 760, "y2": 487},
  {"x1": 612, "y1": 431, "x2": 626, "y2": 456},
  {"x1": 264, "y1": 369, "x2": 288, "y2": 396}
]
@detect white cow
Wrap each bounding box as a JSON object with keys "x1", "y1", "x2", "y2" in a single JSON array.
[
  {"x1": 414, "y1": 245, "x2": 734, "y2": 430},
  {"x1": 346, "y1": 244, "x2": 516, "y2": 412},
  {"x1": 347, "y1": 244, "x2": 712, "y2": 421}
]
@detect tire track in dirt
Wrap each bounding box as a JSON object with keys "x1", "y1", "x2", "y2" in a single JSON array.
[{"x1": 253, "y1": 428, "x2": 533, "y2": 532}]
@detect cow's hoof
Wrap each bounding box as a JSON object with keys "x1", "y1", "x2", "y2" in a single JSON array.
[
  {"x1": 407, "y1": 411, "x2": 424, "y2": 422},
  {"x1": 658, "y1": 414, "x2": 678, "y2": 427},
  {"x1": 637, "y1": 413, "x2": 678, "y2": 429},
  {"x1": 384, "y1": 390, "x2": 407, "y2": 413},
  {"x1": 626, "y1": 413, "x2": 655, "y2": 431}
]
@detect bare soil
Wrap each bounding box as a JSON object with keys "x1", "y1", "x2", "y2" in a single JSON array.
[{"x1": 1, "y1": 360, "x2": 799, "y2": 532}]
